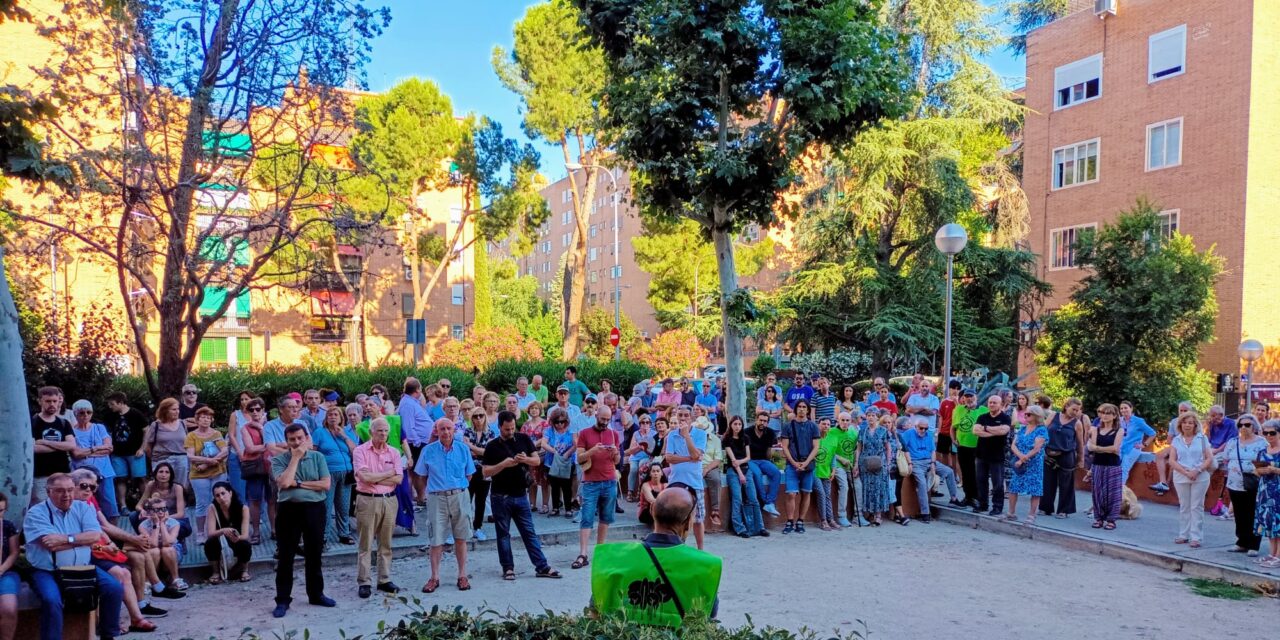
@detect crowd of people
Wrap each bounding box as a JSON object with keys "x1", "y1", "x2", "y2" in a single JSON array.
[{"x1": 8, "y1": 368, "x2": 1280, "y2": 638}]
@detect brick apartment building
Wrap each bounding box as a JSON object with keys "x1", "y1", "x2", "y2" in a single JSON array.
[{"x1": 1022, "y1": 0, "x2": 1280, "y2": 383}]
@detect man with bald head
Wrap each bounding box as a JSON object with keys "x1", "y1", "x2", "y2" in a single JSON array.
[
  {"x1": 571, "y1": 405, "x2": 621, "y2": 570},
  {"x1": 591, "y1": 487, "x2": 722, "y2": 628}
]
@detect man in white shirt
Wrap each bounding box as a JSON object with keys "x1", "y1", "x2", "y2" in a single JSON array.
[
  {"x1": 514, "y1": 376, "x2": 537, "y2": 411},
  {"x1": 905, "y1": 381, "x2": 941, "y2": 437}
]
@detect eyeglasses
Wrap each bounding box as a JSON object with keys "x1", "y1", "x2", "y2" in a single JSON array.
[
  {"x1": 183, "y1": 391, "x2": 197, "y2": 396},
  {"x1": 1263, "y1": 430, "x2": 1279, "y2": 436},
  {"x1": 639, "y1": 419, "x2": 651, "y2": 424},
  {"x1": 249, "y1": 407, "x2": 264, "y2": 413},
  {"x1": 78, "y1": 483, "x2": 97, "y2": 491},
  {"x1": 553, "y1": 419, "x2": 568, "y2": 425},
  {"x1": 145, "y1": 507, "x2": 168, "y2": 513},
  {"x1": 441, "y1": 384, "x2": 451, "y2": 389},
  {"x1": 74, "y1": 410, "x2": 92, "y2": 415}
]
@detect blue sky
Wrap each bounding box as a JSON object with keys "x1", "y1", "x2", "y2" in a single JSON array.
[{"x1": 364, "y1": 1, "x2": 1026, "y2": 179}]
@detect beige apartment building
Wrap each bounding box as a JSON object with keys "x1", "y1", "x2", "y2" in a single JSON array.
[
  {"x1": 1022, "y1": 0, "x2": 1280, "y2": 382},
  {"x1": 490, "y1": 168, "x2": 795, "y2": 348}
]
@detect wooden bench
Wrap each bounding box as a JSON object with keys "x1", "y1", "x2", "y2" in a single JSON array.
[{"x1": 14, "y1": 582, "x2": 97, "y2": 640}]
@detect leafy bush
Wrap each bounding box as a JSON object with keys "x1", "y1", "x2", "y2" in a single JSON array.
[
  {"x1": 21, "y1": 301, "x2": 127, "y2": 413},
  {"x1": 789, "y1": 349, "x2": 873, "y2": 384},
  {"x1": 627, "y1": 329, "x2": 708, "y2": 379},
  {"x1": 477, "y1": 359, "x2": 654, "y2": 396},
  {"x1": 102, "y1": 365, "x2": 475, "y2": 422},
  {"x1": 749, "y1": 354, "x2": 777, "y2": 380},
  {"x1": 366, "y1": 606, "x2": 866, "y2": 640},
  {"x1": 431, "y1": 325, "x2": 544, "y2": 372}
]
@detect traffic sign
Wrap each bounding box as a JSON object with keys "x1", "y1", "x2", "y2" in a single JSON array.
[{"x1": 609, "y1": 327, "x2": 621, "y2": 347}]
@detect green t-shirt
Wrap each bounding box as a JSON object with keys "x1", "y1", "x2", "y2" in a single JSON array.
[
  {"x1": 563, "y1": 379, "x2": 591, "y2": 407},
  {"x1": 271, "y1": 450, "x2": 330, "y2": 503},
  {"x1": 952, "y1": 405, "x2": 988, "y2": 449},
  {"x1": 356, "y1": 415, "x2": 404, "y2": 452},
  {"x1": 815, "y1": 428, "x2": 855, "y2": 479},
  {"x1": 532, "y1": 385, "x2": 549, "y2": 404}
]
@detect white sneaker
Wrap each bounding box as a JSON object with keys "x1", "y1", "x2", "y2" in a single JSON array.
[
  {"x1": 171, "y1": 578, "x2": 190, "y2": 591},
  {"x1": 1247, "y1": 550, "x2": 1259, "y2": 557},
  {"x1": 473, "y1": 530, "x2": 487, "y2": 541},
  {"x1": 763, "y1": 504, "x2": 780, "y2": 516}
]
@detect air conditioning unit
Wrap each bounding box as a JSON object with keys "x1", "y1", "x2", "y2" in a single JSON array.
[{"x1": 1095, "y1": 0, "x2": 1117, "y2": 17}]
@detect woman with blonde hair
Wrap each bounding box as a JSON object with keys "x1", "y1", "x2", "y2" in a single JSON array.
[
  {"x1": 1169, "y1": 412, "x2": 1213, "y2": 547},
  {"x1": 1007, "y1": 405, "x2": 1048, "y2": 523},
  {"x1": 1087, "y1": 403, "x2": 1126, "y2": 530},
  {"x1": 143, "y1": 398, "x2": 190, "y2": 487}
]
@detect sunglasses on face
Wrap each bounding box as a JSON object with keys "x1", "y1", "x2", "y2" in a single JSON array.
[
  {"x1": 75, "y1": 410, "x2": 92, "y2": 415},
  {"x1": 146, "y1": 507, "x2": 168, "y2": 513},
  {"x1": 183, "y1": 391, "x2": 197, "y2": 395},
  {"x1": 1264, "y1": 430, "x2": 1279, "y2": 436},
  {"x1": 554, "y1": 419, "x2": 568, "y2": 425},
  {"x1": 78, "y1": 483, "x2": 97, "y2": 491}
]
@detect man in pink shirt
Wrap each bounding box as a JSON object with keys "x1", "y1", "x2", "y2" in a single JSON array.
[
  {"x1": 654, "y1": 378, "x2": 681, "y2": 418},
  {"x1": 352, "y1": 418, "x2": 403, "y2": 599}
]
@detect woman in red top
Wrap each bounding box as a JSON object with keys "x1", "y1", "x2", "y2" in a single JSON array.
[
  {"x1": 637, "y1": 462, "x2": 666, "y2": 528},
  {"x1": 522, "y1": 402, "x2": 551, "y2": 513}
]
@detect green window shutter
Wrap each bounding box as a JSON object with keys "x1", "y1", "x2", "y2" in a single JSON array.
[
  {"x1": 199, "y1": 338, "x2": 228, "y2": 364},
  {"x1": 199, "y1": 236, "x2": 226, "y2": 263},
  {"x1": 231, "y1": 238, "x2": 249, "y2": 266},
  {"x1": 236, "y1": 337, "x2": 251, "y2": 364},
  {"x1": 199, "y1": 286, "x2": 228, "y2": 318},
  {"x1": 234, "y1": 288, "x2": 250, "y2": 318}
]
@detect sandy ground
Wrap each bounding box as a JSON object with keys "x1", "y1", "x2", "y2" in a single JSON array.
[{"x1": 139, "y1": 522, "x2": 1274, "y2": 639}]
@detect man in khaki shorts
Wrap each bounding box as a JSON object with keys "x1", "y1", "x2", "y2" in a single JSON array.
[{"x1": 414, "y1": 418, "x2": 474, "y2": 593}]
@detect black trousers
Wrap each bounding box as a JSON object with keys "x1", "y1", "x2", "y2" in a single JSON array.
[
  {"x1": 275, "y1": 500, "x2": 326, "y2": 605},
  {"x1": 1041, "y1": 454, "x2": 1078, "y2": 515},
  {"x1": 203, "y1": 536, "x2": 252, "y2": 566},
  {"x1": 549, "y1": 474, "x2": 573, "y2": 510},
  {"x1": 975, "y1": 458, "x2": 1005, "y2": 511},
  {"x1": 956, "y1": 445, "x2": 978, "y2": 504},
  {"x1": 1228, "y1": 488, "x2": 1261, "y2": 551},
  {"x1": 470, "y1": 474, "x2": 491, "y2": 531}
]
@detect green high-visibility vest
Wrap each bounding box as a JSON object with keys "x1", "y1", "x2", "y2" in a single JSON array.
[{"x1": 591, "y1": 541, "x2": 722, "y2": 628}]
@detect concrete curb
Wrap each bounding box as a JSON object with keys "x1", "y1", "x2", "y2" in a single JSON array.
[
  {"x1": 179, "y1": 523, "x2": 652, "y2": 582},
  {"x1": 931, "y1": 505, "x2": 1280, "y2": 592}
]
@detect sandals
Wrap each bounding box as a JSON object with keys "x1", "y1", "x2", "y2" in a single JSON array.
[
  {"x1": 207, "y1": 575, "x2": 224, "y2": 585},
  {"x1": 421, "y1": 578, "x2": 440, "y2": 593},
  {"x1": 536, "y1": 567, "x2": 562, "y2": 579},
  {"x1": 550, "y1": 509, "x2": 560, "y2": 517},
  {"x1": 710, "y1": 512, "x2": 721, "y2": 527},
  {"x1": 571, "y1": 554, "x2": 590, "y2": 569},
  {"x1": 503, "y1": 569, "x2": 516, "y2": 581},
  {"x1": 239, "y1": 571, "x2": 252, "y2": 582},
  {"x1": 1188, "y1": 540, "x2": 1201, "y2": 548},
  {"x1": 1025, "y1": 515, "x2": 1037, "y2": 525},
  {"x1": 1002, "y1": 514, "x2": 1018, "y2": 522},
  {"x1": 129, "y1": 619, "x2": 157, "y2": 633},
  {"x1": 457, "y1": 576, "x2": 471, "y2": 591},
  {"x1": 1091, "y1": 521, "x2": 1104, "y2": 529},
  {"x1": 1103, "y1": 522, "x2": 1116, "y2": 530}
]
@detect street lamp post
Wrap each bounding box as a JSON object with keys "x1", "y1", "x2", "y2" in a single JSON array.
[
  {"x1": 1238, "y1": 339, "x2": 1264, "y2": 415},
  {"x1": 566, "y1": 162, "x2": 622, "y2": 360},
  {"x1": 934, "y1": 223, "x2": 969, "y2": 386}
]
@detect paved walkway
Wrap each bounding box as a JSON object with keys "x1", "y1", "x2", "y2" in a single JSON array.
[{"x1": 933, "y1": 489, "x2": 1280, "y2": 591}]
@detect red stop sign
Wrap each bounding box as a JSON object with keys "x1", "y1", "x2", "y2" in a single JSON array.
[{"x1": 609, "y1": 327, "x2": 621, "y2": 347}]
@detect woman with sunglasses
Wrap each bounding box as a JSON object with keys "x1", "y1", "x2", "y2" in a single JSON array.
[
  {"x1": 236, "y1": 398, "x2": 270, "y2": 544},
  {"x1": 541, "y1": 408, "x2": 577, "y2": 517},
  {"x1": 1086, "y1": 403, "x2": 1125, "y2": 530},
  {"x1": 131, "y1": 462, "x2": 189, "y2": 542},
  {"x1": 1224, "y1": 416, "x2": 1266, "y2": 556},
  {"x1": 1251, "y1": 420, "x2": 1280, "y2": 568},
  {"x1": 69, "y1": 469, "x2": 157, "y2": 634},
  {"x1": 625, "y1": 411, "x2": 656, "y2": 502},
  {"x1": 464, "y1": 409, "x2": 495, "y2": 539},
  {"x1": 68, "y1": 399, "x2": 119, "y2": 518},
  {"x1": 758, "y1": 385, "x2": 783, "y2": 434}
]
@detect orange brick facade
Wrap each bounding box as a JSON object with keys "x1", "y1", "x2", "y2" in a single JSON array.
[{"x1": 1022, "y1": 0, "x2": 1280, "y2": 382}]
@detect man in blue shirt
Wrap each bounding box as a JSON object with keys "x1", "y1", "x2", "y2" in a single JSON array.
[
  {"x1": 867, "y1": 377, "x2": 896, "y2": 405},
  {"x1": 399, "y1": 377, "x2": 435, "y2": 505},
  {"x1": 662, "y1": 406, "x2": 708, "y2": 549},
  {"x1": 1118, "y1": 400, "x2": 1156, "y2": 484},
  {"x1": 1206, "y1": 405, "x2": 1237, "y2": 455},
  {"x1": 415, "y1": 418, "x2": 475, "y2": 593},
  {"x1": 899, "y1": 416, "x2": 960, "y2": 522},
  {"x1": 905, "y1": 381, "x2": 942, "y2": 436},
  {"x1": 810, "y1": 376, "x2": 836, "y2": 423},
  {"x1": 784, "y1": 373, "x2": 814, "y2": 413},
  {"x1": 300, "y1": 389, "x2": 326, "y2": 432},
  {"x1": 694, "y1": 385, "x2": 719, "y2": 423},
  {"x1": 24, "y1": 473, "x2": 125, "y2": 640}
]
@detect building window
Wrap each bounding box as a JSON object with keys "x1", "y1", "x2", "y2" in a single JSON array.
[
  {"x1": 562, "y1": 232, "x2": 571, "y2": 248},
  {"x1": 589, "y1": 293, "x2": 598, "y2": 305},
  {"x1": 1158, "y1": 210, "x2": 1180, "y2": 238},
  {"x1": 541, "y1": 241, "x2": 551, "y2": 254},
  {"x1": 1053, "y1": 54, "x2": 1102, "y2": 110},
  {"x1": 611, "y1": 265, "x2": 622, "y2": 280},
  {"x1": 1149, "y1": 25, "x2": 1186, "y2": 83},
  {"x1": 741, "y1": 223, "x2": 761, "y2": 242},
  {"x1": 451, "y1": 284, "x2": 464, "y2": 305},
  {"x1": 589, "y1": 247, "x2": 599, "y2": 262},
  {"x1": 589, "y1": 225, "x2": 598, "y2": 239},
  {"x1": 451, "y1": 324, "x2": 464, "y2": 341},
  {"x1": 403, "y1": 258, "x2": 413, "y2": 280},
  {"x1": 1052, "y1": 139, "x2": 1100, "y2": 190},
  {"x1": 1146, "y1": 118, "x2": 1182, "y2": 171},
  {"x1": 589, "y1": 270, "x2": 598, "y2": 283},
  {"x1": 449, "y1": 206, "x2": 462, "y2": 227},
  {"x1": 198, "y1": 338, "x2": 228, "y2": 366},
  {"x1": 562, "y1": 210, "x2": 572, "y2": 225},
  {"x1": 1049, "y1": 224, "x2": 1095, "y2": 270}
]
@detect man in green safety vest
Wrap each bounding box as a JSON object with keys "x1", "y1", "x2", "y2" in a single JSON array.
[{"x1": 591, "y1": 486, "x2": 722, "y2": 628}]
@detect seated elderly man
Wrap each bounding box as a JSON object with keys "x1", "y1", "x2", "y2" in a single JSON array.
[
  {"x1": 898, "y1": 416, "x2": 961, "y2": 522},
  {"x1": 23, "y1": 472, "x2": 126, "y2": 640},
  {"x1": 70, "y1": 468, "x2": 159, "y2": 633}
]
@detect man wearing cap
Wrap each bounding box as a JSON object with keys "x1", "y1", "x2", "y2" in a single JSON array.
[
  {"x1": 562, "y1": 366, "x2": 591, "y2": 407},
  {"x1": 951, "y1": 389, "x2": 986, "y2": 508},
  {"x1": 552, "y1": 384, "x2": 583, "y2": 425},
  {"x1": 573, "y1": 395, "x2": 599, "y2": 432}
]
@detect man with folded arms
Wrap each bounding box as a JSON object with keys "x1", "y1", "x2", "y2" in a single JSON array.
[
  {"x1": 352, "y1": 417, "x2": 403, "y2": 599},
  {"x1": 415, "y1": 418, "x2": 475, "y2": 593},
  {"x1": 271, "y1": 424, "x2": 334, "y2": 618}
]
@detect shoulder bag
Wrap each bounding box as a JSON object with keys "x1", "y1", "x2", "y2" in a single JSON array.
[
  {"x1": 1238, "y1": 439, "x2": 1260, "y2": 493},
  {"x1": 47, "y1": 504, "x2": 100, "y2": 613}
]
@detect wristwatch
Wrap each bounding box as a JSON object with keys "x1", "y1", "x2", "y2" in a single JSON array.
[{"x1": 67, "y1": 535, "x2": 75, "y2": 545}]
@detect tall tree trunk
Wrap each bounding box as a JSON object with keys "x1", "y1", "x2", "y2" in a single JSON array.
[
  {"x1": 560, "y1": 148, "x2": 597, "y2": 360},
  {"x1": 153, "y1": 0, "x2": 241, "y2": 401},
  {"x1": 711, "y1": 208, "x2": 746, "y2": 420},
  {"x1": 0, "y1": 246, "x2": 34, "y2": 515}
]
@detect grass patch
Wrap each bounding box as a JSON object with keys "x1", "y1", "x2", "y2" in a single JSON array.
[{"x1": 1183, "y1": 578, "x2": 1260, "y2": 600}]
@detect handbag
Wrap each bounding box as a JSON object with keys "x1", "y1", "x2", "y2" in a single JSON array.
[
  {"x1": 862, "y1": 455, "x2": 884, "y2": 474},
  {"x1": 895, "y1": 450, "x2": 910, "y2": 476},
  {"x1": 48, "y1": 506, "x2": 100, "y2": 613},
  {"x1": 549, "y1": 453, "x2": 573, "y2": 480},
  {"x1": 1238, "y1": 439, "x2": 1260, "y2": 493}
]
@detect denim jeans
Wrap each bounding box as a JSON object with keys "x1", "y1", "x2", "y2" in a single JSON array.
[
  {"x1": 30, "y1": 567, "x2": 124, "y2": 640},
  {"x1": 815, "y1": 474, "x2": 833, "y2": 521},
  {"x1": 490, "y1": 493, "x2": 550, "y2": 572},
  {"x1": 748, "y1": 460, "x2": 781, "y2": 506},
  {"x1": 325, "y1": 475, "x2": 353, "y2": 542},
  {"x1": 227, "y1": 450, "x2": 247, "y2": 501},
  {"x1": 910, "y1": 459, "x2": 959, "y2": 515},
  {"x1": 726, "y1": 467, "x2": 764, "y2": 535},
  {"x1": 191, "y1": 474, "x2": 228, "y2": 524}
]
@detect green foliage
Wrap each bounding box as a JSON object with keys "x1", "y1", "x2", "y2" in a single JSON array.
[
  {"x1": 352, "y1": 79, "x2": 461, "y2": 200},
  {"x1": 20, "y1": 301, "x2": 124, "y2": 414},
  {"x1": 1005, "y1": 0, "x2": 1069, "y2": 56},
  {"x1": 96, "y1": 365, "x2": 476, "y2": 425},
  {"x1": 476, "y1": 359, "x2": 654, "y2": 397},
  {"x1": 580, "y1": 307, "x2": 643, "y2": 362},
  {"x1": 1182, "y1": 578, "x2": 1261, "y2": 601},
  {"x1": 472, "y1": 240, "x2": 493, "y2": 330},
  {"x1": 1035, "y1": 200, "x2": 1222, "y2": 419},
  {"x1": 364, "y1": 606, "x2": 866, "y2": 640},
  {"x1": 749, "y1": 354, "x2": 777, "y2": 380}
]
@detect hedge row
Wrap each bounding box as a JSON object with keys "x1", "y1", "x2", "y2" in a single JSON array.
[{"x1": 476, "y1": 359, "x2": 653, "y2": 400}]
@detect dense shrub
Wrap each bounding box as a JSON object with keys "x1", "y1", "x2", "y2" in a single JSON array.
[
  {"x1": 431, "y1": 325, "x2": 544, "y2": 372},
  {"x1": 101, "y1": 365, "x2": 476, "y2": 422},
  {"x1": 477, "y1": 359, "x2": 654, "y2": 396},
  {"x1": 789, "y1": 349, "x2": 873, "y2": 384},
  {"x1": 628, "y1": 329, "x2": 707, "y2": 378},
  {"x1": 748, "y1": 354, "x2": 777, "y2": 380},
  {"x1": 365, "y1": 606, "x2": 866, "y2": 640}
]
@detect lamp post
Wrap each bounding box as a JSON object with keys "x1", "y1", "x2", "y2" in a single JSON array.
[
  {"x1": 565, "y1": 162, "x2": 622, "y2": 360},
  {"x1": 934, "y1": 223, "x2": 968, "y2": 386},
  {"x1": 1238, "y1": 339, "x2": 1264, "y2": 415}
]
